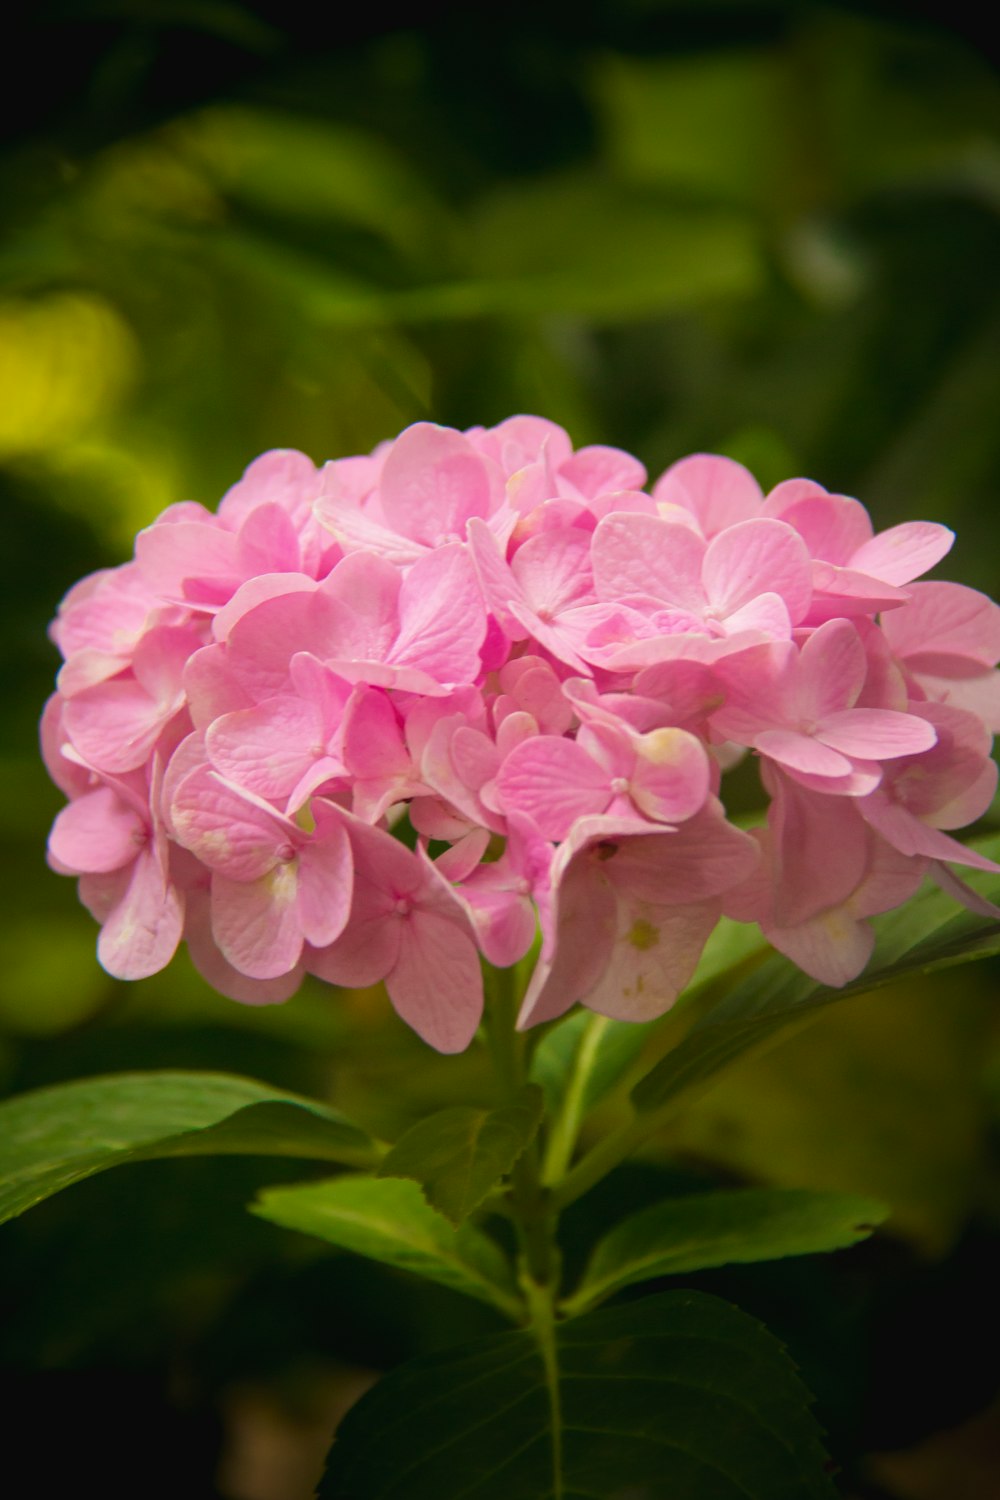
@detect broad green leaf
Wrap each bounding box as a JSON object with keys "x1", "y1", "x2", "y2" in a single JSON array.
[
  {"x1": 378, "y1": 1084, "x2": 543, "y2": 1225},
  {"x1": 252, "y1": 1174, "x2": 522, "y2": 1321},
  {"x1": 321, "y1": 1290, "x2": 837, "y2": 1499},
  {"x1": 562, "y1": 1188, "x2": 888, "y2": 1317},
  {"x1": 0, "y1": 1071, "x2": 377, "y2": 1225},
  {"x1": 632, "y1": 842, "x2": 1000, "y2": 1118}
]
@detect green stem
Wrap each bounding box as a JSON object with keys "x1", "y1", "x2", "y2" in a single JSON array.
[
  {"x1": 483, "y1": 964, "x2": 561, "y2": 1292},
  {"x1": 521, "y1": 1270, "x2": 564, "y2": 1498},
  {"x1": 541, "y1": 1013, "x2": 608, "y2": 1185}
]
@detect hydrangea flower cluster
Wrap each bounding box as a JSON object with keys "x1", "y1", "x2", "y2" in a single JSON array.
[{"x1": 43, "y1": 417, "x2": 1000, "y2": 1052}]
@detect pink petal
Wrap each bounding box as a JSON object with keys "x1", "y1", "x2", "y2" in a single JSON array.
[
  {"x1": 296, "y1": 807, "x2": 353, "y2": 948},
  {"x1": 170, "y1": 766, "x2": 293, "y2": 879},
  {"x1": 314, "y1": 498, "x2": 427, "y2": 564},
  {"x1": 63, "y1": 678, "x2": 173, "y2": 773},
  {"x1": 805, "y1": 563, "x2": 911, "y2": 624},
  {"x1": 135, "y1": 520, "x2": 239, "y2": 597},
  {"x1": 309, "y1": 896, "x2": 400, "y2": 987},
  {"x1": 322, "y1": 551, "x2": 401, "y2": 652},
  {"x1": 558, "y1": 445, "x2": 646, "y2": 499},
  {"x1": 98, "y1": 847, "x2": 184, "y2": 979},
  {"x1": 581, "y1": 898, "x2": 720, "y2": 1021},
  {"x1": 755, "y1": 728, "x2": 854, "y2": 779},
  {"x1": 607, "y1": 807, "x2": 760, "y2": 904},
  {"x1": 207, "y1": 697, "x2": 325, "y2": 800},
  {"x1": 212, "y1": 573, "x2": 315, "y2": 642},
  {"x1": 860, "y1": 795, "x2": 1000, "y2": 871},
  {"x1": 237, "y1": 502, "x2": 301, "y2": 576},
  {"x1": 817, "y1": 709, "x2": 937, "y2": 761},
  {"x1": 767, "y1": 908, "x2": 875, "y2": 989},
  {"x1": 630, "y1": 728, "x2": 711, "y2": 823},
  {"x1": 517, "y1": 858, "x2": 617, "y2": 1028},
  {"x1": 797, "y1": 618, "x2": 867, "y2": 720},
  {"x1": 210, "y1": 865, "x2": 303, "y2": 978},
  {"x1": 219, "y1": 448, "x2": 322, "y2": 527},
  {"x1": 720, "y1": 592, "x2": 793, "y2": 639},
  {"x1": 881, "y1": 581, "x2": 1000, "y2": 669},
  {"x1": 389, "y1": 910, "x2": 484, "y2": 1052},
  {"x1": 48, "y1": 787, "x2": 145, "y2": 874},
  {"x1": 850, "y1": 522, "x2": 954, "y2": 586},
  {"x1": 184, "y1": 888, "x2": 303, "y2": 1004},
  {"x1": 763, "y1": 484, "x2": 872, "y2": 562},
  {"x1": 511, "y1": 527, "x2": 595, "y2": 616},
  {"x1": 379, "y1": 422, "x2": 502, "y2": 546},
  {"x1": 653, "y1": 453, "x2": 763, "y2": 536},
  {"x1": 184, "y1": 645, "x2": 254, "y2": 728},
  {"x1": 496, "y1": 736, "x2": 611, "y2": 840},
  {"x1": 703, "y1": 518, "x2": 812, "y2": 624},
  {"x1": 389, "y1": 544, "x2": 486, "y2": 685},
  {"x1": 227, "y1": 592, "x2": 317, "y2": 696},
  {"x1": 341, "y1": 687, "x2": 410, "y2": 780},
  {"x1": 592, "y1": 514, "x2": 705, "y2": 611},
  {"x1": 467, "y1": 517, "x2": 527, "y2": 636},
  {"x1": 766, "y1": 773, "x2": 869, "y2": 927}
]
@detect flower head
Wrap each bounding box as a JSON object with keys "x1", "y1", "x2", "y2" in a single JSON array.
[{"x1": 43, "y1": 423, "x2": 1000, "y2": 1048}]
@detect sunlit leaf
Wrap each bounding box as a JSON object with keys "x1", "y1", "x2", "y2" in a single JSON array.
[
  {"x1": 252, "y1": 1174, "x2": 522, "y2": 1321},
  {"x1": 0, "y1": 1072, "x2": 377, "y2": 1225}
]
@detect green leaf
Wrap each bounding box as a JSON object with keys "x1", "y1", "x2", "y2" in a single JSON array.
[
  {"x1": 320, "y1": 1290, "x2": 837, "y2": 1499},
  {"x1": 631, "y1": 841, "x2": 1000, "y2": 1118},
  {"x1": 378, "y1": 1085, "x2": 544, "y2": 1225},
  {"x1": 562, "y1": 1188, "x2": 888, "y2": 1317},
  {"x1": 252, "y1": 1174, "x2": 522, "y2": 1321},
  {"x1": 0, "y1": 1071, "x2": 377, "y2": 1225}
]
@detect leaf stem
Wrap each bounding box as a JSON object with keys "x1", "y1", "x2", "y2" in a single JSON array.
[
  {"x1": 521, "y1": 1269, "x2": 564, "y2": 1499},
  {"x1": 540, "y1": 1014, "x2": 609, "y2": 1185},
  {"x1": 484, "y1": 965, "x2": 562, "y2": 1293}
]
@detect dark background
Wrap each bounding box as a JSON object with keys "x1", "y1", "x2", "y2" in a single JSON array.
[{"x1": 2, "y1": 2, "x2": 999, "y2": 1495}]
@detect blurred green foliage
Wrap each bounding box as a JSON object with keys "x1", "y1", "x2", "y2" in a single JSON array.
[{"x1": 2, "y1": 2, "x2": 999, "y2": 1495}]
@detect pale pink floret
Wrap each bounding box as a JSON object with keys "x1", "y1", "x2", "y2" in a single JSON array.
[
  {"x1": 205, "y1": 654, "x2": 351, "y2": 811},
  {"x1": 495, "y1": 720, "x2": 710, "y2": 840},
  {"x1": 652, "y1": 454, "x2": 764, "y2": 537},
  {"x1": 881, "y1": 581, "x2": 1000, "y2": 731},
  {"x1": 712, "y1": 619, "x2": 938, "y2": 794},
  {"x1": 452, "y1": 811, "x2": 552, "y2": 967},
  {"x1": 48, "y1": 756, "x2": 184, "y2": 980},
  {"x1": 724, "y1": 819, "x2": 926, "y2": 988},
  {"x1": 591, "y1": 512, "x2": 813, "y2": 640},
  {"x1": 63, "y1": 624, "x2": 202, "y2": 774},
  {"x1": 763, "y1": 478, "x2": 953, "y2": 624},
  {"x1": 315, "y1": 422, "x2": 509, "y2": 565},
  {"x1": 309, "y1": 810, "x2": 483, "y2": 1054},
  {"x1": 857, "y1": 702, "x2": 1000, "y2": 872},
  {"x1": 519, "y1": 805, "x2": 760, "y2": 1027},
  {"x1": 468, "y1": 518, "x2": 604, "y2": 673},
  {"x1": 170, "y1": 767, "x2": 352, "y2": 979}
]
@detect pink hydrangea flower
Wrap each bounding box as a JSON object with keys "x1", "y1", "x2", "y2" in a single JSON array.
[{"x1": 41, "y1": 419, "x2": 1000, "y2": 1051}]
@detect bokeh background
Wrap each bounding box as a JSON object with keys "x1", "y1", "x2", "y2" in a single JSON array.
[{"x1": 2, "y1": 2, "x2": 999, "y2": 1495}]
